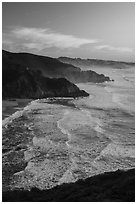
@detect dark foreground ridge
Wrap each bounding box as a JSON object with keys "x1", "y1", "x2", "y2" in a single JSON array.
[
  {"x1": 2, "y1": 50, "x2": 111, "y2": 83},
  {"x1": 3, "y1": 65, "x2": 89, "y2": 99},
  {"x1": 3, "y1": 168, "x2": 135, "y2": 202}
]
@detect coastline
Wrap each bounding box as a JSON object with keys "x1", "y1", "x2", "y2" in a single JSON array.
[
  {"x1": 2, "y1": 99, "x2": 39, "y2": 127},
  {"x1": 2, "y1": 96, "x2": 87, "y2": 122},
  {"x1": 2, "y1": 99, "x2": 32, "y2": 120},
  {"x1": 2, "y1": 95, "x2": 135, "y2": 193}
]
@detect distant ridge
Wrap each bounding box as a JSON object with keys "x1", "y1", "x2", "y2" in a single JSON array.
[
  {"x1": 58, "y1": 56, "x2": 135, "y2": 70},
  {"x1": 2, "y1": 50, "x2": 111, "y2": 83}
]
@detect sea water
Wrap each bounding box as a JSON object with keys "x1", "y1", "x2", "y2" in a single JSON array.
[{"x1": 2, "y1": 65, "x2": 135, "y2": 191}]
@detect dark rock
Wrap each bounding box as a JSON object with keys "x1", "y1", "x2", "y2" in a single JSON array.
[
  {"x1": 2, "y1": 168, "x2": 135, "y2": 202},
  {"x1": 2, "y1": 65, "x2": 89, "y2": 99}
]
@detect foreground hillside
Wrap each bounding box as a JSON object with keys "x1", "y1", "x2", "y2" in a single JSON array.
[
  {"x1": 3, "y1": 66, "x2": 89, "y2": 99},
  {"x1": 2, "y1": 50, "x2": 111, "y2": 83},
  {"x1": 3, "y1": 168, "x2": 135, "y2": 202}
]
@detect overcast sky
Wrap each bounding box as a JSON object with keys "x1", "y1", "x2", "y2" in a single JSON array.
[{"x1": 2, "y1": 2, "x2": 135, "y2": 62}]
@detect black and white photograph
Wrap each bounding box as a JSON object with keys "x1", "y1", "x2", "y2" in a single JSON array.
[{"x1": 2, "y1": 1, "x2": 135, "y2": 202}]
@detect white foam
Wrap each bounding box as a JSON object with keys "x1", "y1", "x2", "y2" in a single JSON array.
[
  {"x1": 57, "y1": 110, "x2": 71, "y2": 147},
  {"x1": 2, "y1": 100, "x2": 39, "y2": 127}
]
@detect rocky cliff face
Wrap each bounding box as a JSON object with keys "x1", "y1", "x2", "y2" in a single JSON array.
[
  {"x1": 2, "y1": 66, "x2": 89, "y2": 99},
  {"x1": 3, "y1": 50, "x2": 111, "y2": 83}
]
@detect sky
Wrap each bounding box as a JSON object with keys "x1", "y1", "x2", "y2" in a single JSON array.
[{"x1": 2, "y1": 2, "x2": 135, "y2": 62}]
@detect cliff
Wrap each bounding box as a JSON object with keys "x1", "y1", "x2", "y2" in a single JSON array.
[
  {"x1": 2, "y1": 50, "x2": 111, "y2": 83},
  {"x1": 2, "y1": 66, "x2": 89, "y2": 99}
]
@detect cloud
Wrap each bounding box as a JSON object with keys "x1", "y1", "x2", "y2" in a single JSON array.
[
  {"x1": 95, "y1": 45, "x2": 133, "y2": 53},
  {"x1": 2, "y1": 26, "x2": 97, "y2": 52}
]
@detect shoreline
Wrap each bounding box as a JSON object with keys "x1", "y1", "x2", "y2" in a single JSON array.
[
  {"x1": 2, "y1": 96, "x2": 89, "y2": 122},
  {"x1": 2, "y1": 95, "x2": 135, "y2": 191},
  {"x1": 2, "y1": 99, "x2": 32, "y2": 120},
  {"x1": 2, "y1": 99, "x2": 36, "y2": 127}
]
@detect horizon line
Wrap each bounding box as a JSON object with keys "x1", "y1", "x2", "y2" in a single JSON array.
[{"x1": 2, "y1": 49, "x2": 135, "y2": 64}]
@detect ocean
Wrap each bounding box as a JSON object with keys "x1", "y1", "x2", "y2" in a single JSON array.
[{"x1": 2, "y1": 65, "x2": 135, "y2": 191}]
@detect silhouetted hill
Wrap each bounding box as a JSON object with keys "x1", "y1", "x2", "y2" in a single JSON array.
[
  {"x1": 2, "y1": 50, "x2": 111, "y2": 83},
  {"x1": 3, "y1": 168, "x2": 135, "y2": 202},
  {"x1": 58, "y1": 57, "x2": 135, "y2": 70},
  {"x1": 2, "y1": 65, "x2": 89, "y2": 99}
]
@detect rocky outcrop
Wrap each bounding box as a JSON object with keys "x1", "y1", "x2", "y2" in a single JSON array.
[
  {"x1": 69, "y1": 70, "x2": 110, "y2": 83},
  {"x1": 2, "y1": 50, "x2": 111, "y2": 83},
  {"x1": 2, "y1": 66, "x2": 89, "y2": 99}
]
